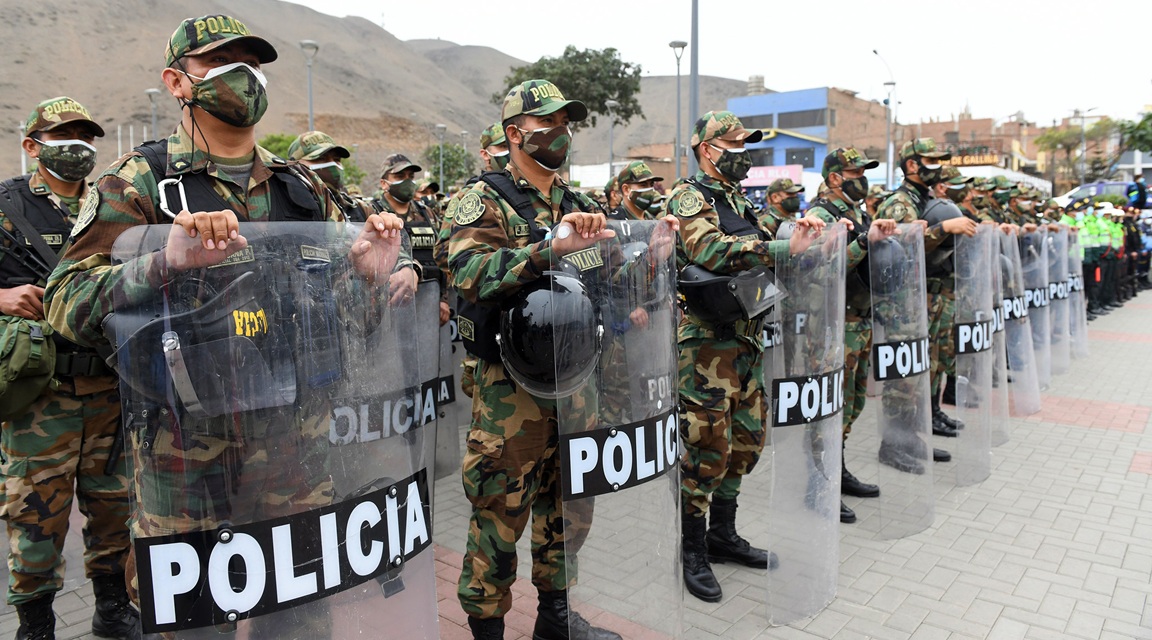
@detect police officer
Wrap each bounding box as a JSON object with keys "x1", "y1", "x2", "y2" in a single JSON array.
[
  {"x1": 0, "y1": 98, "x2": 138, "y2": 640},
  {"x1": 666, "y1": 110, "x2": 824, "y2": 603},
  {"x1": 43, "y1": 15, "x2": 404, "y2": 635},
  {"x1": 376, "y1": 153, "x2": 449, "y2": 324},
  {"x1": 609, "y1": 161, "x2": 663, "y2": 221},
  {"x1": 604, "y1": 176, "x2": 622, "y2": 212},
  {"x1": 759, "y1": 177, "x2": 804, "y2": 237},
  {"x1": 804, "y1": 148, "x2": 901, "y2": 524},
  {"x1": 450, "y1": 79, "x2": 660, "y2": 640},
  {"x1": 864, "y1": 183, "x2": 891, "y2": 218}
]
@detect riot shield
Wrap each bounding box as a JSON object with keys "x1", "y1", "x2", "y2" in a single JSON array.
[
  {"x1": 552, "y1": 219, "x2": 682, "y2": 638},
  {"x1": 1068, "y1": 233, "x2": 1090, "y2": 359},
  {"x1": 109, "y1": 222, "x2": 439, "y2": 638},
  {"x1": 950, "y1": 227, "x2": 994, "y2": 485},
  {"x1": 766, "y1": 225, "x2": 846, "y2": 625},
  {"x1": 1048, "y1": 227, "x2": 1071, "y2": 375},
  {"x1": 870, "y1": 225, "x2": 934, "y2": 539},
  {"x1": 1000, "y1": 230, "x2": 1042, "y2": 416},
  {"x1": 1021, "y1": 229, "x2": 1051, "y2": 389},
  {"x1": 989, "y1": 229, "x2": 1012, "y2": 447}
]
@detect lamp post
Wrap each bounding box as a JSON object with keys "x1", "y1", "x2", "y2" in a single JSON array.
[
  {"x1": 606, "y1": 99, "x2": 619, "y2": 182},
  {"x1": 144, "y1": 88, "x2": 161, "y2": 140},
  {"x1": 460, "y1": 131, "x2": 468, "y2": 154},
  {"x1": 873, "y1": 50, "x2": 896, "y2": 188},
  {"x1": 435, "y1": 123, "x2": 447, "y2": 187},
  {"x1": 1075, "y1": 107, "x2": 1098, "y2": 183},
  {"x1": 687, "y1": 0, "x2": 700, "y2": 175},
  {"x1": 669, "y1": 40, "x2": 687, "y2": 181},
  {"x1": 299, "y1": 40, "x2": 320, "y2": 131}
]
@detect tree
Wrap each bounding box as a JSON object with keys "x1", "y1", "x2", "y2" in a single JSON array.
[
  {"x1": 258, "y1": 133, "x2": 295, "y2": 160},
  {"x1": 495, "y1": 46, "x2": 643, "y2": 131},
  {"x1": 421, "y1": 143, "x2": 475, "y2": 189},
  {"x1": 1035, "y1": 126, "x2": 1082, "y2": 188}
]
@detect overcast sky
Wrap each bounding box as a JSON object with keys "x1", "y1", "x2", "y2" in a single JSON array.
[{"x1": 288, "y1": 0, "x2": 1151, "y2": 127}]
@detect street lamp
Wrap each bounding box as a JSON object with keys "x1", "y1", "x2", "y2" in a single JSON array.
[
  {"x1": 144, "y1": 88, "x2": 162, "y2": 140},
  {"x1": 670, "y1": 40, "x2": 687, "y2": 181},
  {"x1": 460, "y1": 131, "x2": 468, "y2": 154},
  {"x1": 606, "y1": 99, "x2": 619, "y2": 182},
  {"x1": 873, "y1": 50, "x2": 896, "y2": 188},
  {"x1": 688, "y1": 0, "x2": 700, "y2": 175},
  {"x1": 435, "y1": 123, "x2": 447, "y2": 187},
  {"x1": 1074, "y1": 107, "x2": 1098, "y2": 183},
  {"x1": 299, "y1": 40, "x2": 320, "y2": 131}
]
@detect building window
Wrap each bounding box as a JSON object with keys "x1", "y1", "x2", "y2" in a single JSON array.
[
  {"x1": 778, "y1": 109, "x2": 826, "y2": 129},
  {"x1": 740, "y1": 114, "x2": 774, "y2": 131},
  {"x1": 944, "y1": 131, "x2": 960, "y2": 144},
  {"x1": 785, "y1": 147, "x2": 815, "y2": 168},
  {"x1": 829, "y1": 109, "x2": 836, "y2": 127},
  {"x1": 749, "y1": 148, "x2": 774, "y2": 167}
]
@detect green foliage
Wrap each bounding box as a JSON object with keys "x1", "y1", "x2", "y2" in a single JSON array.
[
  {"x1": 258, "y1": 133, "x2": 295, "y2": 160},
  {"x1": 421, "y1": 143, "x2": 475, "y2": 188},
  {"x1": 1093, "y1": 194, "x2": 1128, "y2": 208},
  {"x1": 496, "y1": 46, "x2": 643, "y2": 131},
  {"x1": 343, "y1": 158, "x2": 367, "y2": 191},
  {"x1": 1119, "y1": 112, "x2": 1152, "y2": 154}
]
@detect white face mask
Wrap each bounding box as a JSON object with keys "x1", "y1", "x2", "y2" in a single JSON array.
[
  {"x1": 39, "y1": 139, "x2": 97, "y2": 153},
  {"x1": 188, "y1": 62, "x2": 268, "y2": 88},
  {"x1": 921, "y1": 162, "x2": 942, "y2": 171},
  {"x1": 307, "y1": 161, "x2": 343, "y2": 172}
]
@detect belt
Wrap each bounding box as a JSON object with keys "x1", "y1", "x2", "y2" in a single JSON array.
[{"x1": 54, "y1": 351, "x2": 111, "y2": 378}]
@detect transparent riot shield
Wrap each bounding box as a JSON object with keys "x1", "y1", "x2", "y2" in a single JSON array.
[
  {"x1": 950, "y1": 227, "x2": 994, "y2": 485},
  {"x1": 989, "y1": 230, "x2": 1012, "y2": 447},
  {"x1": 1001, "y1": 230, "x2": 1042, "y2": 416},
  {"x1": 551, "y1": 219, "x2": 682, "y2": 638},
  {"x1": 766, "y1": 225, "x2": 846, "y2": 625},
  {"x1": 108, "y1": 222, "x2": 438, "y2": 638},
  {"x1": 1021, "y1": 229, "x2": 1051, "y2": 389},
  {"x1": 869, "y1": 225, "x2": 934, "y2": 539},
  {"x1": 1048, "y1": 227, "x2": 1071, "y2": 375},
  {"x1": 1068, "y1": 232, "x2": 1090, "y2": 359}
]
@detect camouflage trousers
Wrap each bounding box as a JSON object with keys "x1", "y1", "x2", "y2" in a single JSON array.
[
  {"x1": 460, "y1": 354, "x2": 478, "y2": 400},
  {"x1": 842, "y1": 317, "x2": 872, "y2": 440},
  {"x1": 928, "y1": 286, "x2": 957, "y2": 398},
  {"x1": 458, "y1": 361, "x2": 594, "y2": 619},
  {"x1": 0, "y1": 380, "x2": 129, "y2": 605},
  {"x1": 679, "y1": 335, "x2": 765, "y2": 518}
]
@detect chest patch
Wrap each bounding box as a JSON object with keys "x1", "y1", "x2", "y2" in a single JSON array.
[{"x1": 454, "y1": 193, "x2": 484, "y2": 226}]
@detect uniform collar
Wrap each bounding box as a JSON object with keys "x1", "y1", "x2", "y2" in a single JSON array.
[
  {"x1": 163, "y1": 124, "x2": 275, "y2": 188},
  {"x1": 27, "y1": 170, "x2": 88, "y2": 212}
]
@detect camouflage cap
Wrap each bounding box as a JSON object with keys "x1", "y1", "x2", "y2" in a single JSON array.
[
  {"x1": 501, "y1": 80, "x2": 588, "y2": 123},
  {"x1": 991, "y1": 175, "x2": 1015, "y2": 190},
  {"x1": 616, "y1": 161, "x2": 663, "y2": 185},
  {"x1": 605, "y1": 176, "x2": 618, "y2": 194},
  {"x1": 287, "y1": 131, "x2": 350, "y2": 162},
  {"x1": 379, "y1": 153, "x2": 422, "y2": 178},
  {"x1": 767, "y1": 178, "x2": 805, "y2": 195},
  {"x1": 690, "y1": 110, "x2": 764, "y2": 148},
  {"x1": 821, "y1": 147, "x2": 879, "y2": 180},
  {"x1": 418, "y1": 179, "x2": 439, "y2": 193},
  {"x1": 166, "y1": 15, "x2": 277, "y2": 67},
  {"x1": 972, "y1": 178, "x2": 993, "y2": 191},
  {"x1": 898, "y1": 138, "x2": 950, "y2": 161},
  {"x1": 866, "y1": 184, "x2": 892, "y2": 200},
  {"x1": 941, "y1": 166, "x2": 973, "y2": 186},
  {"x1": 479, "y1": 122, "x2": 506, "y2": 149},
  {"x1": 23, "y1": 97, "x2": 104, "y2": 138}
]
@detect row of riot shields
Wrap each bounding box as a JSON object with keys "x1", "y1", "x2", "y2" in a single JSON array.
[
  {"x1": 109, "y1": 223, "x2": 439, "y2": 637},
  {"x1": 1003, "y1": 229, "x2": 1043, "y2": 416},
  {"x1": 1069, "y1": 233, "x2": 1090, "y2": 359},
  {"x1": 950, "y1": 226, "x2": 995, "y2": 486},
  {"x1": 1048, "y1": 228, "x2": 1071, "y2": 375},
  {"x1": 1021, "y1": 229, "x2": 1052, "y2": 390}
]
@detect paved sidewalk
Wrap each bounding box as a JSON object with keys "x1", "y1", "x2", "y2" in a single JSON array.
[{"x1": 6, "y1": 300, "x2": 1152, "y2": 639}]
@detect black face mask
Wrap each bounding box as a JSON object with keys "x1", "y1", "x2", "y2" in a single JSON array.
[
  {"x1": 707, "y1": 144, "x2": 753, "y2": 182},
  {"x1": 781, "y1": 196, "x2": 801, "y2": 213},
  {"x1": 916, "y1": 158, "x2": 943, "y2": 186},
  {"x1": 840, "y1": 176, "x2": 869, "y2": 203}
]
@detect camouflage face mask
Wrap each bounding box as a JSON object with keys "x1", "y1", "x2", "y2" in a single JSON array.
[
  {"x1": 781, "y1": 195, "x2": 801, "y2": 213},
  {"x1": 840, "y1": 176, "x2": 869, "y2": 203},
  {"x1": 388, "y1": 178, "x2": 417, "y2": 203},
  {"x1": 916, "y1": 159, "x2": 943, "y2": 186},
  {"x1": 308, "y1": 161, "x2": 343, "y2": 189},
  {"x1": 187, "y1": 62, "x2": 269, "y2": 128},
  {"x1": 707, "y1": 144, "x2": 752, "y2": 182},
  {"x1": 993, "y1": 189, "x2": 1012, "y2": 205},
  {"x1": 489, "y1": 150, "x2": 510, "y2": 172},
  {"x1": 36, "y1": 139, "x2": 97, "y2": 183},
  {"x1": 629, "y1": 186, "x2": 656, "y2": 211},
  {"x1": 518, "y1": 125, "x2": 571, "y2": 172},
  {"x1": 946, "y1": 185, "x2": 969, "y2": 204}
]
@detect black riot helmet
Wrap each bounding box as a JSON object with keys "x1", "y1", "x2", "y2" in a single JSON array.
[
  {"x1": 868, "y1": 237, "x2": 910, "y2": 296},
  {"x1": 497, "y1": 271, "x2": 603, "y2": 399},
  {"x1": 923, "y1": 198, "x2": 962, "y2": 251}
]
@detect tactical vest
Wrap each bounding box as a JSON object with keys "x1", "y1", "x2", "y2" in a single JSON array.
[
  {"x1": 136, "y1": 141, "x2": 325, "y2": 223},
  {"x1": 0, "y1": 176, "x2": 71, "y2": 287},
  {"x1": 457, "y1": 171, "x2": 579, "y2": 363},
  {"x1": 687, "y1": 180, "x2": 766, "y2": 241},
  {"x1": 399, "y1": 201, "x2": 440, "y2": 282},
  {"x1": 811, "y1": 195, "x2": 874, "y2": 314},
  {"x1": 608, "y1": 204, "x2": 644, "y2": 221}
]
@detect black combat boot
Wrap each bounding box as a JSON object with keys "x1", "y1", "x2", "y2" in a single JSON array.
[
  {"x1": 681, "y1": 514, "x2": 722, "y2": 602},
  {"x1": 931, "y1": 397, "x2": 962, "y2": 435},
  {"x1": 841, "y1": 462, "x2": 880, "y2": 498},
  {"x1": 878, "y1": 440, "x2": 925, "y2": 474},
  {"x1": 15, "y1": 593, "x2": 55, "y2": 640},
  {"x1": 840, "y1": 500, "x2": 857, "y2": 524},
  {"x1": 91, "y1": 574, "x2": 141, "y2": 640},
  {"x1": 468, "y1": 616, "x2": 505, "y2": 640},
  {"x1": 532, "y1": 590, "x2": 621, "y2": 640},
  {"x1": 706, "y1": 496, "x2": 777, "y2": 570}
]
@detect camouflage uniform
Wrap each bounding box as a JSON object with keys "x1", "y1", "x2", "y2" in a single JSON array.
[
  {"x1": 608, "y1": 161, "x2": 662, "y2": 221},
  {"x1": 0, "y1": 98, "x2": 132, "y2": 610},
  {"x1": 43, "y1": 21, "x2": 348, "y2": 627},
  {"x1": 450, "y1": 81, "x2": 598, "y2": 621},
  {"x1": 758, "y1": 178, "x2": 800, "y2": 238}
]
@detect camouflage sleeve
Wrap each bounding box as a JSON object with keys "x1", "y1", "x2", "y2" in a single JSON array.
[
  {"x1": 448, "y1": 188, "x2": 552, "y2": 304},
  {"x1": 44, "y1": 156, "x2": 169, "y2": 348},
  {"x1": 806, "y1": 203, "x2": 867, "y2": 270},
  {"x1": 434, "y1": 192, "x2": 462, "y2": 278},
  {"x1": 663, "y1": 186, "x2": 788, "y2": 274},
  {"x1": 876, "y1": 193, "x2": 946, "y2": 253}
]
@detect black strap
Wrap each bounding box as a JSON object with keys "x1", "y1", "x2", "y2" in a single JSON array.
[
  {"x1": 478, "y1": 171, "x2": 557, "y2": 242},
  {"x1": 0, "y1": 183, "x2": 61, "y2": 271},
  {"x1": 137, "y1": 141, "x2": 235, "y2": 216}
]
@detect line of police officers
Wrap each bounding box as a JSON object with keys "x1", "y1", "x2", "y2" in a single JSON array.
[{"x1": 0, "y1": 11, "x2": 1103, "y2": 640}]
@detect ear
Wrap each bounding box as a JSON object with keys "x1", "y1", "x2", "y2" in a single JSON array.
[
  {"x1": 161, "y1": 67, "x2": 188, "y2": 100},
  {"x1": 21, "y1": 137, "x2": 40, "y2": 159},
  {"x1": 505, "y1": 124, "x2": 521, "y2": 147}
]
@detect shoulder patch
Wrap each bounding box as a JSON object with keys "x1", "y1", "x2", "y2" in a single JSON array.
[
  {"x1": 677, "y1": 189, "x2": 705, "y2": 217},
  {"x1": 454, "y1": 192, "x2": 485, "y2": 226},
  {"x1": 73, "y1": 190, "x2": 99, "y2": 238}
]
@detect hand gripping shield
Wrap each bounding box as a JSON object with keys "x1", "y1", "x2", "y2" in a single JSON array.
[
  {"x1": 988, "y1": 229, "x2": 1012, "y2": 447},
  {"x1": 1047, "y1": 226, "x2": 1071, "y2": 375},
  {"x1": 1068, "y1": 233, "x2": 1090, "y2": 359},
  {"x1": 765, "y1": 225, "x2": 846, "y2": 625},
  {"x1": 949, "y1": 226, "x2": 994, "y2": 486},
  {"x1": 551, "y1": 219, "x2": 682, "y2": 638},
  {"x1": 1021, "y1": 229, "x2": 1051, "y2": 389},
  {"x1": 869, "y1": 225, "x2": 934, "y2": 539},
  {"x1": 109, "y1": 222, "x2": 438, "y2": 638},
  {"x1": 1000, "y1": 229, "x2": 1041, "y2": 416}
]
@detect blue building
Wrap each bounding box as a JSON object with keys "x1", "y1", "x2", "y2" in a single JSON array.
[{"x1": 727, "y1": 87, "x2": 831, "y2": 172}]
